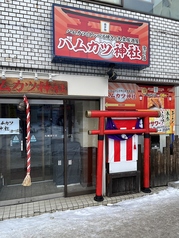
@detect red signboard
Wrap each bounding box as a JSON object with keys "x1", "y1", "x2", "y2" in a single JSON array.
[
  {"x1": 0, "y1": 78, "x2": 68, "y2": 95},
  {"x1": 106, "y1": 82, "x2": 175, "y2": 134},
  {"x1": 52, "y1": 4, "x2": 150, "y2": 68}
]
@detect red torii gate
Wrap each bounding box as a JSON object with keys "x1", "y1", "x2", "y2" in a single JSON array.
[{"x1": 86, "y1": 110, "x2": 160, "y2": 202}]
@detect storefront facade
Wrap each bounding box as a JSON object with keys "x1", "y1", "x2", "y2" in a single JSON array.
[
  {"x1": 1, "y1": 0, "x2": 179, "y2": 205},
  {"x1": 0, "y1": 74, "x2": 106, "y2": 204}
]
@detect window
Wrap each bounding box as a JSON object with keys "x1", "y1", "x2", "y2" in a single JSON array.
[
  {"x1": 96, "y1": 0, "x2": 122, "y2": 4},
  {"x1": 91, "y1": 0, "x2": 179, "y2": 21},
  {"x1": 124, "y1": 0, "x2": 154, "y2": 13},
  {"x1": 124, "y1": 0, "x2": 179, "y2": 21}
]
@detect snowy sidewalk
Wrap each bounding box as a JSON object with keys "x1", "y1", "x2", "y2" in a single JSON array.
[
  {"x1": 1, "y1": 186, "x2": 179, "y2": 238},
  {"x1": 0, "y1": 186, "x2": 167, "y2": 221}
]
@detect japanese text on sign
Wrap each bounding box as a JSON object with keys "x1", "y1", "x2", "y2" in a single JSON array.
[
  {"x1": 53, "y1": 5, "x2": 150, "y2": 66},
  {"x1": 0, "y1": 78, "x2": 68, "y2": 95},
  {"x1": 108, "y1": 88, "x2": 136, "y2": 102},
  {"x1": 149, "y1": 109, "x2": 174, "y2": 134},
  {"x1": 0, "y1": 118, "x2": 20, "y2": 135},
  {"x1": 58, "y1": 38, "x2": 145, "y2": 61}
]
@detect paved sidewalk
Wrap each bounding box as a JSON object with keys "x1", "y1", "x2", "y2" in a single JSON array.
[{"x1": 0, "y1": 186, "x2": 167, "y2": 221}]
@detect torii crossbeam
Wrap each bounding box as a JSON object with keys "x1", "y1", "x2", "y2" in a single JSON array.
[{"x1": 86, "y1": 110, "x2": 160, "y2": 202}]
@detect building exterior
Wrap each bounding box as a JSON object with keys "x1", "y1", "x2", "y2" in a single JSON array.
[{"x1": 0, "y1": 0, "x2": 179, "y2": 205}]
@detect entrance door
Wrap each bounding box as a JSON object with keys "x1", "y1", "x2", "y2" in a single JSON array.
[
  {"x1": 0, "y1": 98, "x2": 98, "y2": 202},
  {"x1": 0, "y1": 99, "x2": 64, "y2": 185}
]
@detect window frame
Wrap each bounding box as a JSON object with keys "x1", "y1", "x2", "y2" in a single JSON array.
[
  {"x1": 78, "y1": 0, "x2": 179, "y2": 22},
  {"x1": 95, "y1": 0, "x2": 123, "y2": 6},
  {"x1": 77, "y1": 0, "x2": 123, "y2": 7}
]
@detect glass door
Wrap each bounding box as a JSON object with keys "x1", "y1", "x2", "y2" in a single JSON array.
[
  {"x1": 0, "y1": 99, "x2": 64, "y2": 186},
  {"x1": 64, "y1": 100, "x2": 99, "y2": 197},
  {"x1": 0, "y1": 103, "x2": 24, "y2": 185},
  {"x1": 0, "y1": 98, "x2": 99, "y2": 201},
  {"x1": 30, "y1": 102, "x2": 64, "y2": 182}
]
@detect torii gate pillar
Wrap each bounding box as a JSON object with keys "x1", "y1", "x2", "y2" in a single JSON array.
[{"x1": 86, "y1": 110, "x2": 160, "y2": 202}]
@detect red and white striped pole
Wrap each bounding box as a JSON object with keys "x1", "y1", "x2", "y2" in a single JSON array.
[{"x1": 22, "y1": 95, "x2": 31, "y2": 186}]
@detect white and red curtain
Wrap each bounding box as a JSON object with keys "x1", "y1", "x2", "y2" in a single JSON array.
[{"x1": 106, "y1": 118, "x2": 143, "y2": 173}]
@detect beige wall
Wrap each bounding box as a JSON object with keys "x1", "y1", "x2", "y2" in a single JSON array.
[{"x1": 53, "y1": 74, "x2": 108, "y2": 97}]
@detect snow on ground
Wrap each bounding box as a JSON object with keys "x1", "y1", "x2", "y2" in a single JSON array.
[{"x1": 1, "y1": 187, "x2": 179, "y2": 238}]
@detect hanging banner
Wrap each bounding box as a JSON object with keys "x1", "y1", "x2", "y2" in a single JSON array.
[
  {"x1": 0, "y1": 78, "x2": 68, "y2": 95},
  {"x1": 0, "y1": 118, "x2": 19, "y2": 134},
  {"x1": 107, "y1": 118, "x2": 138, "y2": 173},
  {"x1": 52, "y1": 4, "x2": 150, "y2": 68}
]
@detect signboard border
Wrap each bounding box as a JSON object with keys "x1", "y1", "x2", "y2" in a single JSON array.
[{"x1": 52, "y1": 3, "x2": 150, "y2": 69}]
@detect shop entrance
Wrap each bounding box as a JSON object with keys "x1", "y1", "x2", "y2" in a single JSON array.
[
  {"x1": 0, "y1": 98, "x2": 98, "y2": 203},
  {"x1": 0, "y1": 99, "x2": 65, "y2": 185}
]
